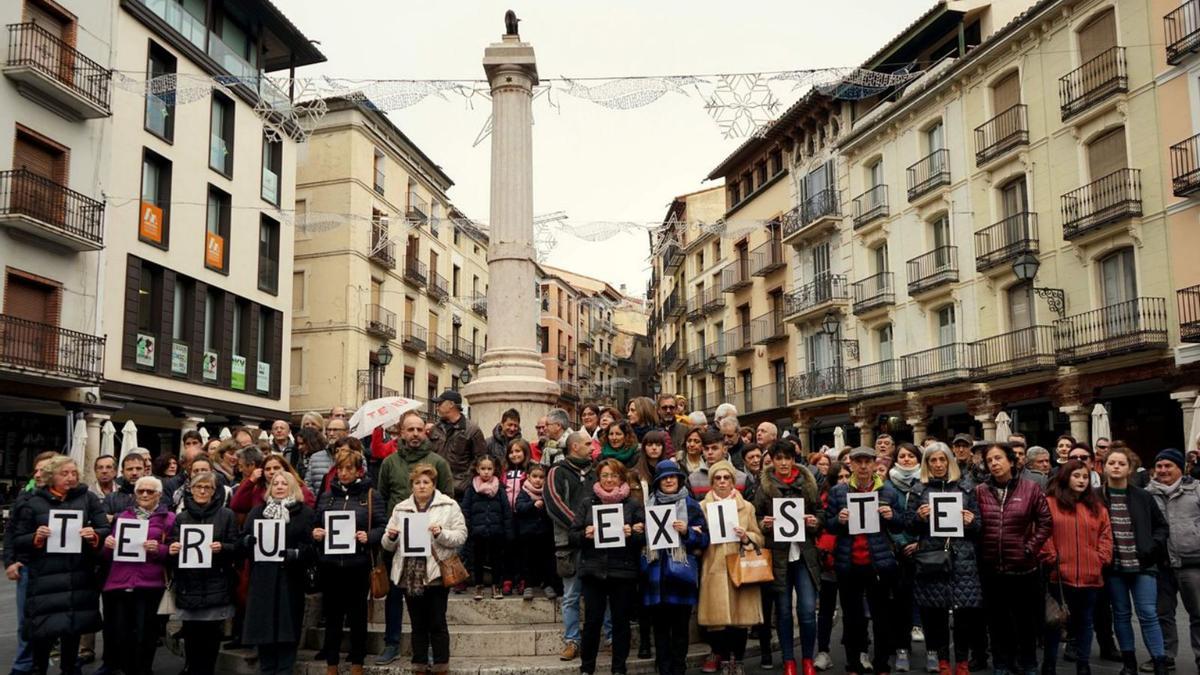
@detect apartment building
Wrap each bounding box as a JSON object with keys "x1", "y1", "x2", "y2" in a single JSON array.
[{"x1": 292, "y1": 97, "x2": 489, "y2": 419}]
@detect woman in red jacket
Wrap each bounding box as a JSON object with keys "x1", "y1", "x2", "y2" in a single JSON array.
[{"x1": 1041, "y1": 459, "x2": 1113, "y2": 675}]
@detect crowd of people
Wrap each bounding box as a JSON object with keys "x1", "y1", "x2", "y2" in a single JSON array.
[{"x1": 4, "y1": 390, "x2": 1200, "y2": 675}]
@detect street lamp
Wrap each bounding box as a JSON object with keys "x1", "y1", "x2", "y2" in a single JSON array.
[
  {"x1": 705, "y1": 354, "x2": 723, "y2": 375},
  {"x1": 1011, "y1": 253, "x2": 1066, "y2": 318},
  {"x1": 376, "y1": 343, "x2": 393, "y2": 369},
  {"x1": 459, "y1": 367, "x2": 472, "y2": 385},
  {"x1": 820, "y1": 311, "x2": 858, "y2": 361}
]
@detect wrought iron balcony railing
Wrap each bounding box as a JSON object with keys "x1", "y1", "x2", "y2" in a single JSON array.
[
  {"x1": 1165, "y1": 0, "x2": 1200, "y2": 65},
  {"x1": 907, "y1": 149, "x2": 950, "y2": 201},
  {"x1": 4, "y1": 22, "x2": 112, "y2": 117},
  {"x1": 1054, "y1": 297, "x2": 1168, "y2": 364},
  {"x1": 723, "y1": 325, "x2": 754, "y2": 355},
  {"x1": 0, "y1": 169, "x2": 105, "y2": 250},
  {"x1": 429, "y1": 335, "x2": 453, "y2": 362},
  {"x1": 662, "y1": 288, "x2": 684, "y2": 319},
  {"x1": 428, "y1": 271, "x2": 448, "y2": 303},
  {"x1": 852, "y1": 272, "x2": 895, "y2": 315},
  {"x1": 701, "y1": 286, "x2": 725, "y2": 314},
  {"x1": 750, "y1": 239, "x2": 785, "y2": 276},
  {"x1": 846, "y1": 359, "x2": 902, "y2": 399},
  {"x1": 403, "y1": 257, "x2": 428, "y2": 286},
  {"x1": 406, "y1": 192, "x2": 428, "y2": 222},
  {"x1": 369, "y1": 221, "x2": 395, "y2": 269},
  {"x1": 971, "y1": 325, "x2": 1057, "y2": 380},
  {"x1": 452, "y1": 337, "x2": 477, "y2": 363},
  {"x1": 401, "y1": 322, "x2": 427, "y2": 352},
  {"x1": 784, "y1": 274, "x2": 848, "y2": 320},
  {"x1": 365, "y1": 304, "x2": 397, "y2": 339},
  {"x1": 789, "y1": 367, "x2": 845, "y2": 402},
  {"x1": 975, "y1": 104, "x2": 1028, "y2": 165},
  {"x1": 901, "y1": 343, "x2": 976, "y2": 389},
  {"x1": 1170, "y1": 133, "x2": 1200, "y2": 198},
  {"x1": 720, "y1": 259, "x2": 752, "y2": 293},
  {"x1": 0, "y1": 314, "x2": 105, "y2": 384},
  {"x1": 1180, "y1": 284, "x2": 1200, "y2": 343},
  {"x1": 663, "y1": 241, "x2": 685, "y2": 275},
  {"x1": 852, "y1": 185, "x2": 889, "y2": 228},
  {"x1": 974, "y1": 212, "x2": 1038, "y2": 272},
  {"x1": 1061, "y1": 168, "x2": 1141, "y2": 240},
  {"x1": 907, "y1": 246, "x2": 958, "y2": 295},
  {"x1": 1059, "y1": 46, "x2": 1127, "y2": 120},
  {"x1": 751, "y1": 310, "x2": 787, "y2": 345}
]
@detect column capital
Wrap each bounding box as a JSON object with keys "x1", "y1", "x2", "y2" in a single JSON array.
[{"x1": 1169, "y1": 388, "x2": 1200, "y2": 404}]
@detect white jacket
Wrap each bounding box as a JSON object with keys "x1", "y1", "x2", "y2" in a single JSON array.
[{"x1": 381, "y1": 489, "x2": 468, "y2": 586}]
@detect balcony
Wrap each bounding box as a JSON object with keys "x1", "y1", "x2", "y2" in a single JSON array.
[
  {"x1": 974, "y1": 212, "x2": 1039, "y2": 273},
  {"x1": 852, "y1": 272, "x2": 894, "y2": 316},
  {"x1": 907, "y1": 149, "x2": 951, "y2": 202},
  {"x1": 663, "y1": 288, "x2": 684, "y2": 319},
  {"x1": 1166, "y1": 0, "x2": 1200, "y2": 65},
  {"x1": 401, "y1": 322, "x2": 427, "y2": 352},
  {"x1": 0, "y1": 314, "x2": 105, "y2": 385},
  {"x1": 1170, "y1": 133, "x2": 1200, "y2": 197},
  {"x1": 663, "y1": 341, "x2": 685, "y2": 370},
  {"x1": 568, "y1": 351, "x2": 577, "y2": 366},
  {"x1": 783, "y1": 189, "x2": 842, "y2": 245},
  {"x1": 972, "y1": 325, "x2": 1057, "y2": 380},
  {"x1": 686, "y1": 344, "x2": 723, "y2": 375},
  {"x1": 356, "y1": 369, "x2": 397, "y2": 404},
  {"x1": 750, "y1": 239, "x2": 785, "y2": 276},
  {"x1": 406, "y1": 192, "x2": 428, "y2": 223},
  {"x1": 901, "y1": 343, "x2": 976, "y2": 389},
  {"x1": 723, "y1": 325, "x2": 754, "y2": 356},
  {"x1": 426, "y1": 336, "x2": 451, "y2": 363},
  {"x1": 685, "y1": 293, "x2": 705, "y2": 321},
  {"x1": 1180, "y1": 285, "x2": 1200, "y2": 343},
  {"x1": 783, "y1": 274, "x2": 849, "y2": 323},
  {"x1": 369, "y1": 221, "x2": 395, "y2": 269},
  {"x1": 469, "y1": 293, "x2": 487, "y2": 318},
  {"x1": 452, "y1": 337, "x2": 477, "y2": 363},
  {"x1": 1059, "y1": 47, "x2": 1127, "y2": 121},
  {"x1": 720, "y1": 259, "x2": 752, "y2": 293},
  {"x1": 365, "y1": 304, "x2": 397, "y2": 339},
  {"x1": 578, "y1": 331, "x2": 594, "y2": 348},
  {"x1": 560, "y1": 382, "x2": 580, "y2": 401},
  {"x1": 852, "y1": 185, "x2": 889, "y2": 229},
  {"x1": 907, "y1": 246, "x2": 958, "y2": 296},
  {"x1": 751, "y1": 310, "x2": 788, "y2": 345},
  {"x1": 0, "y1": 169, "x2": 104, "y2": 251},
  {"x1": 1054, "y1": 297, "x2": 1169, "y2": 364},
  {"x1": 3, "y1": 22, "x2": 111, "y2": 119},
  {"x1": 578, "y1": 364, "x2": 592, "y2": 380},
  {"x1": 428, "y1": 271, "x2": 449, "y2": 303},
  {"x1": 663, "y1": 241, "x2": 685, "y2": 275},
  {"x1": 403, "y1": 257, "x2": 428, "y2": 287},
  {"x1": 789, "y1": 367, "x2": 845, "y2": 403},
  {"x1": 557, "y1": 345, "x2": 568, "y2": 363},
  {"x1": 1061, "y1": 169, "x2": 1142, "y2": 240},
  {"x1": 975, "y1": 104, "x2": 1028, "y2": 166},
  {"x1": 846, "y1": 359, "x2": 902, "y2": 400},
  {"x1": 701, "y1": 286, "x2": 725, "y2": 315}
]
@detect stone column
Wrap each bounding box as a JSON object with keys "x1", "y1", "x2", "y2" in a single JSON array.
[
  {"x1": 793, "y1": 411, "x2": 812, "y2": 454},
  {"x1": 83, "y1": 411, "x2": 112, "y2": 486},
  {"x1": 1170, "y1": 388, "x2": 1199, "y2": 449},
  {"x1": 906, "y1": 394, "x2": 929, "y2": 446},
  {"x1": 974, "y1": 414, "x2": 998, "y2": 442},
  {"x1": 462, "y1": 24, "x2": 560, "y2": 429},
  {"x1": 850, "y1": 403, "x2": 874, "y2": 448},
  {"x1": 1059, "y1": 404, "x2": 1091, "y2": 443}
]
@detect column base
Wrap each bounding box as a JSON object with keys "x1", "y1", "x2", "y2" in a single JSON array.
[{"x1": 462, "y1": 349, "x2": 561, "y2": 432}]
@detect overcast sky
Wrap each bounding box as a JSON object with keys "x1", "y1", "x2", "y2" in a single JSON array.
[{"x1": 276, "y1": 0, "x2": 933, "y2": 296}]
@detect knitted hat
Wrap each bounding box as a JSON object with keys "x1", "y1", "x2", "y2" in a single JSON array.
[
  {"x1": 1156, "y1": 448, "x2": 1185, "y2": 473},
  {"x1": 651, "y1": 459, "x2": 687, "y2": 489},
  {"x1": 707, "y1": 459, "x2": 736, "y2": 482}
]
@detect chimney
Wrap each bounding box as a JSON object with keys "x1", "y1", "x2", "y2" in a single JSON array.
[{"x1": 620, "y1": 283, "x2": 627, "y2": 295}]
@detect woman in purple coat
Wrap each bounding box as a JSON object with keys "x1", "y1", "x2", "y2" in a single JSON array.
[{"x1": 102, "y1": 475, "x2": 176, "y2": 675}]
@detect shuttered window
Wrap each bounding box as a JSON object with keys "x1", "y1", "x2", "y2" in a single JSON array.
[
  {"x1": 1087, "y1": 126, "x2": 1127, "y2": 179},
  {"x1": 1079, "y1": 10, "x2": 1117, "y2": 64},
  {"x1": 14, "y1": 131, "x2": 60, "y2": 180},
  {"x1": 992, "y1": 71, "x2": 1021, "y2": 112}
]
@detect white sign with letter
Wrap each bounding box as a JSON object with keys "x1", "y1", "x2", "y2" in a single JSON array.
[
  {"x1": 593, "y1": 504, "x2": 626, "y2": 550},
  {"x1": 646, "y1": 504, "x2": 682, "y2": 551},
  {"x1": 706, "y1": 500, "x2": 741, "y2": 544},
  {"x1": 772, "y1": 498, "x2": 806, "y2": 543},
  {"x1": 398, "y1": 513, "x2": 431, "y2": 557},
  {"x1": 254, "y1": 519, "x2": 286, "y2": 562},
  {"x1": 847, "y1": 492, "x2": 881, "y2": 535},
  {"x1": 47, "y1": 509, "x2": 83, "y2": 554},
  {"x1": 178, "y1": 524, "x2": 213, "y2": 569},
  {"x1": 324, "y1": 511, "x2": 356, "y2": 555},
  {"x1": 929, "y1": 492, "x2": 965, "y2": 538},
  {"x1": 113, "y1": 519, "x2": 149, "y2": 563}
]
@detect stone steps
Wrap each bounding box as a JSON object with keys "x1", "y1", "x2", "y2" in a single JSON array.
[{"x1": 303, "y1": 621, "x2": 567, "y2": 656}]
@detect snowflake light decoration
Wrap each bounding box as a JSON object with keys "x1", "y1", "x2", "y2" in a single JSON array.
[
  {"x1": 704, "y1": 74, "x2": 781, "y2": 139},
  {"x1": 558, "y1": 76, "x2": 699, "y2": 110},
  {"x1": 256, "y1": 78, "x2": 328, "y2": 143}
]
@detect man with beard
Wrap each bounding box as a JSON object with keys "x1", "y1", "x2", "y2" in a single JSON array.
[
  {"x1": 428, "y1": 389, "x2": 488, "y2": 498},
  {"x1": 720, "y1": 417, "x2": 747, "y2": 470}
]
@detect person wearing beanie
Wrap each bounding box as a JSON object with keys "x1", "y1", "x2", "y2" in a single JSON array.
[{"x1": 1147, "y1": 447, "x2": 1200, "y2": 674}]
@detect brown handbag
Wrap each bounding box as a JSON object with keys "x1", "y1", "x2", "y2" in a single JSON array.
[
  {"x1": 725, "y1": 540, "x2": 774, "y2": 587},
  {"x1": 367, "y1": 489, "x2": 390, "y2": 599},
  {"x1": 431, "y1": 545, "x2": 469, "y2": 587}
]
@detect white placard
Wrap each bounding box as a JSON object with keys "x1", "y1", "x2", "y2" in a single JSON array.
[
  {"x1": 178, "y1": 524, "x2": 213, "y2": 569},
  {"x1": 254, "y1": 519, "x2": 286, "y2": 562},
  {"x1": 593, "y1": 504, "x2": 626, "y2": 550},
  {"x1": 113, "y1": 519, "x2": 149, "y2": 563},
  {"x1": 398, "y1": 513, "x2": 431, "y2": 557},
  {"x1": 324, "y1": 511, "x2": 356, "y2": 555},
  {"x1": 772, "y1": 498, "x2": 807, "y2": 543},
  {"x1": 929, "y1": 492, "x2": 965, "y2": 538},
  {"x1": 706, "y1": 500, "x2": 741, "y2": 544},
  {"x1": 47, "y1": 509, "x2": 83, "y2": 554},
  {"x1": 646, "y1": 504, "x2": 682, "y2": 551},
  {"x1": 847, "y1": 491, "x2": 881, "y2": 535}
]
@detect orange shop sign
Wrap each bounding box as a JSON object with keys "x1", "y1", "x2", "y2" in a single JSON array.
[
  {"x1": 139, "y1": 201, "x2": 163, "y2": 243},
  {"x1": 205, "y1": 231, "x2": 224, "y2": 270}
]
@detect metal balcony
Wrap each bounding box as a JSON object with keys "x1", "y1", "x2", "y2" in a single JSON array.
[
  {"x1": 971, "y1": 325, "x2": 1057, "y2": 380},
  {"x1": 557, "y1": 345, "x2": 567, "y2": 363},
  {"x1": 852, "y1": 185, "x2": 889, "y2": 229},
  {"x1": 686, "y1": 344, "x2": 723, "y2": 374},
  {"x1": 369, "y1": 221, "x2": 395, "y2": 269},
  {"x1": 1054, "y1": 297, "x2": 1168, "y2": 364},
  {"x1": 403, "y1": 257, "x2": 428, "y2": 287},
  {"x1": 852, "y1": 272, "x2": 894, "y2": 316},
  {"x1": 789, "y1": 367, "x2": 845, "y2": 402},
  {"x1": 846, "y1": 359, "x2": 902, "y2": 400},
  {"x1": 365, "y1": 304, "x2": 396, "y2": 339},
  {"x1": 427, "y1": 335, "x2": 452, "y2": 363},
  {"x1": 907, "y1": 149, "x2": 951, "y2": 201},
  {"x1": 1166, "y1": 0, "x2": 1200, "y2": 65},
  {"x1": 783, "y1": 274, "x2": 849, "y2": 323},
  {"x1": 1170, "y1": 133, "x2": 1200, "y2": 198},
  {"x1": 663, "y1": 341, "x2": 685, "y2": 370},
  {"x1": 406, "y1": 192, "x2": 428, "y2": 222},
  {"x1": 469, "y1": 293, "x2": 487, "y2": 318},
  {"x1": 0, "y1": 314, "x2": 105, "y2": 385},
  {"x1": 901, "y1": 343, "x2": 976, "y2": 389},
  {"x1": 685, "y1": 293, "x2": 705, "y2": 321},
  {"x1": 356, "y1": 369, "x2": 396, "y2": 404},
  {"x1": 701, "y1": 286, "x2": 725, "y2": 315},
  {"x1": 0, "y1": 169, "x2": 104, "y2": 251},
  {"x1": 1061, "y1": 168, "x2": 1142, "y2": 240},
  {"x1": 401, "y1": 322, "x2": 427, "y2": 352},
  {"x1": 723, "y1": 325, "x2": 755, "y2": 356},
  {"x1": 3, "y1": 22, "x2": 111, "y2": 119},
  {"x1": 1059, "y1": 47, "x2": 1127, "y2": 121},
  {"x1": 974, "y1": 212, "x2": 1038, "y2": 272},
  {"x1": 750, "y1": 239, "x2": 786, "y2": 276},
  {"x1": 720, "y1": 259, "x2": 752, "y2": 293},
  {"x1": 783, "y1": 189, "x2": 841, "y2": 245},
  {"x1": 428, "y1": 271, "x2": 449, "y2": 303},
  {"x1": 663, "y1": 241, "x2": 685, "y2": 275},
  {"x1": 1180, "y1": 285, "x2": 1200, "y2": 343},
  {"x1": 452, "y1": 337, "x2": 477, "y2": 363},
  {"x1": 662, "y1": 288, "x2": 684, "y2": 319},
  {"x1": 975, "y1": 104, "x2": 1028, "y2": 166},
  {"x1": 751, "y1": 310, "x2": 787, "y2": 345},
  {"x1": 907, "y1": 246, "x2": 958, "y2": 296}
]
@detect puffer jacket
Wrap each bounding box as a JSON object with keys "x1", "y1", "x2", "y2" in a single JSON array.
[
  {"x1": 1041, "y1": 496, "x2": 1112, "y2": 588},
  {"x1": 314, "y1": 479, "x2": 386, "y2": 568},
  {"x1": 906, "y1": 479, "x2": 984, "y2": 609},
  {"x1": 824, "y1": 475, "x2": 905, "y2": 573},
  {"x1": 169, "y1": 494, "x2": 241, "y2": 611},
  {"x1": 570, "y1": 493, "x2": 645, "y2": 581},
  {"x1": 428, "y1": 415, "x2": 489, "y2": 496},
  {"x1": 546, "y1": 456, "x2": 596, "y2": 547},
  {"x1": 1101, "y1": 484, "x2": 1169, "y2": 572},
  {"x1": 753, "y1": 465, "x2": 824, "y2": 590},
  {"x1": 460, "y1": 478, "x2": 514, "y2": 540},
  {"x1": 514, "y1": 488, "x2": 553, "y2": 538},
  {"x1": 12, "y1": 485, "x2": 110, "y2": 640},
  {"x1": 1147, "y1": 477, "x2": 1200, "y2": 568},
  {"x1": 3, "y1": 487, "x2": 35, "y2": 567},
  {"x1": 304, "y1": 447, "x2": 336, "y2": 495},
  {"x1": 487, "y1": 423, "x2": 523, "y2": 464},
  {"x1": 975, "y1": 475, "x2": 1052, "y2": 574},
  {"x1": 376, "y1": 440, "x2": 455, "y2": 513},
  {"x1": 103, "y1": 504, "x2": 176, "y2": 591}
]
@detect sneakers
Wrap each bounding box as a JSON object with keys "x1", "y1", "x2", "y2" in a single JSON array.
[
  {"x1": 925, "y1": 652, "x2": 939, "y2": 673},
  {"x1": 559, "y1": 642, "x2": 579, "y2": 661},
  {"x1": 474, "y1": 585, "x2": 484, "y2": 601},
  {"x1": 861, "y1": 653, "x2": 873, "y2": 672},
  {"x1": 702, "y1": 653, "x2": 721, "y2": 673},
  {"x1": 912, "y1": 626, "x2": 925, "y2": 643},
  {"x1": 522, "y1": 586, "x2": 534, "y2": 600},
  {"x1": 491, "y1": 585, "x2": 503, "y2": 600},
  {"x1": 895, "y1": 649, "x2": 910, "y2": 672},
  {"x1": 374, "y1": 645, "x2": 400, "y2": 665},
  {"x1": 814, "y1": 652, "x2": 833, "y2": 671},
  {"x1": 544, "y1": 585, "x2": 557, "y2": 600},
  {"x1": 502, "y1": 580, "x2": 513, "y2": 596}
]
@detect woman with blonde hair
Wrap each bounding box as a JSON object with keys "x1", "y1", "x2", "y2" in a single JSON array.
[{"x1": 301, "y1": 411, "x2": 326, "y2": 433}]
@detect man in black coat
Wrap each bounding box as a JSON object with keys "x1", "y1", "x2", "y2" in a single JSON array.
[{"x1": 104, "y1": 454, "x2": 147, "y2": 518}]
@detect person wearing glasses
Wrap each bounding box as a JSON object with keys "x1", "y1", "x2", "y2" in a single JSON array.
[
  {"x1": 657, "y1": 393, "x2": 690, "y2": 458},
  {"x1": 103, "y1": 475, "x2": 176, "y2": 675},
  {"x1": 1067, "y1": 443, "x2": 1104, "y2": 490}
]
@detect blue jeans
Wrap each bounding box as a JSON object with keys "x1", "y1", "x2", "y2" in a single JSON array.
[
  {"x1": 1044, "y1": 585, "x2": 1099, "y2": 667},
  {"x1": 13, "y1": 565, "x2": 32, "y2": 673},
  {"x1": 561, "y1": 574, "x2": 611, "y2": 646},
  {"x1": 776, "y1": 560, "x2": 818, "y2": 661},
  {"x1": 384, "y1": 583, "x2": 404, "y2": 647},
  {"x1": 1108, "y1": 571, "x2": 1165, "y2": 658}
]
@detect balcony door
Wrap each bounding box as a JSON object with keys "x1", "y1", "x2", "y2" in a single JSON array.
[
  {"x1": 992, "y1": 71, "x2": 1021, "y2": 113},
  {"x1": 1079, "y1": 9, "x2": 1117, "y2": 65},
  {"x1": 926, "y1": 121, "x2": 946, "y2": 173},
  {"x1": 1101, "y1": 248, "x2": 1138, "y2": 338},
  {"x1": 13, "y1": 128, "x2": 67, "y2": 223},
  {"x1": 1007, "y1": 282, "x2": 1036, "y2": 362},
  {"x1": 931, "y1": 214, "x2": 952, "y2": 269},
  {"x1": 803, "y1": 160, "x2": 835, "y2": 217},
  {"x1": 806, "y1": 333, "x2": 834, "y2": 374},
  {"x1": 772, "y1": 359, "x2": 787, "y2": 406},
  {"x1": 877, "y1": 324, "x2": 895, "y2": 383},
  {"x1": 2, "y1": 272, "x2": 58, "y2": 369},
  {"x1": 936, "y1": 304, "x2": 957, "y2": 372}
]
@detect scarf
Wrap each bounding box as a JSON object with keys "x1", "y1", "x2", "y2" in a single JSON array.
[
  {"x1": 263, "y1": 497, "x2": 295, "y2": 522},
  {"x1": 593, "y1": 481, "x2": 630, "y2": 504},
  {"x1": 646, "y1": 488, "x2": 690, "y2": 564},
  {"x1": 134, "y1": 506, "x2": 155, "y2": 520},
  {"x1": 601, "y1": 443, "x2": 639, "y2": 466},
  {"x1": 888, "y1": 465, "x2": 920, "y2": 493},
  {"x1": 1151, "y1": 476, "x2": 1184, "y2": 500},
  {"x1": 473, "y1": 475, "x2": 499, "y2": 498},
  {"x1": 522, "y1": 480, "x2": 544, "y2": 501},
  {"x1": 632, "y1": 423, "x2": 654, "y2": 441},
  {"x1": 400, "y1": 555, "x2": 428, "y2": 596}
]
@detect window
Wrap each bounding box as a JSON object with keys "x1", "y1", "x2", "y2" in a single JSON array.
[
  {"x1": 452, "y1": 265, "x2": 460, "y2": 296},
  {"x1": 136, "y1": 264, "x2": 162, "y2": 370},
  {"x1": 539, "y1": 325, "x2": 549, "y2": 353},
  {"x1": 769, "y1": 149, "x2": 783, "y2": 176},
  {"x1": 290, "y1": 347, "x2": 303, "y2": 389},
  {"x1": 756, "y1": 163, "x2": 768, "y2": 186},
  {"x1": 926, "y1": 121, "x2": 945, "y2": 153},
  {"x1": 1087, "y1": 126, "x2": 1127, "y2": 180},
  {"x1": 232, "y1": 299, "x2": 249, "y2": 390},
  {"x1": 205, "y1": 186, "x2": 231, "y2": 272},
  {"x1": 873, "y1": 243, "x2": 889, "y2": 273},
  {"x1": 261, "y1": 135, "x2": 281, "y2": 205},
  {"x1": 1078, "y1": 9, "x2": 1117, "y2": 64},
  {"x1": 145, "y1": 42, "x2": 176, "y2": 141},
  {"x1": 373, "y1": 149, "x2": 385, "y2": 194},
  {"x1": 139, "y1": 149, "x2": 172, "y2": 247},
  {"x1": 258, "y1": 216, "x2": 280, "y2": 294},
  {"x1": 203, "y1": 288, "x2": 220, "y2": 381},
  {"x1": 291, "y1": 272, "x2": 305, "y2": 312},
  {"x1": 1000, "y1": 177, "x2": 1028, "y2": 217},
  {"x1": 403, "y1": 373, "x2": 415, "y2": 398},
  {"x1": 992, "y1": 71, "x2": 1021, "y2": 113},
  {"x1": 1100, "y1": 248, "x2": 1137, "y2": 306},
  {"x1": 936, "y1": 305, "x2": 956, "y2": 345},
  {"x1": 877, "y1": 324, "x2": 894, "y2": 361},
  {"x1": 209, "y1": 93, "x2": 234, "y2": 175},
  {"x1": 868, "y1": 160, "x2": 884, "y2": 188},
  {"x1": 171, "y1": 277, "x2": 192, "y2": 375},
  {"x1": 1008, "y1": 282, "x2": 1034, "y2": 329}
]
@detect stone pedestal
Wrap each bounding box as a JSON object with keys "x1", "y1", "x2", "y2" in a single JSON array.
[
  {"x1": 83, "y1": 411, "x2": 111, "y2": 485},
  {"x1": 1059, "y1": 404, "x2": 1091, "y2": 443},
  {"x1": 462, "y1": 31, "x2": 559, "y2": 429},
  {"x1": 1170, "y1": 388, "x2": 1199, "y2": 448}
]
